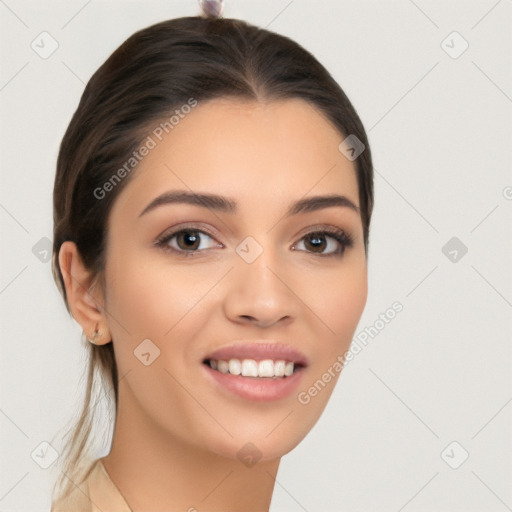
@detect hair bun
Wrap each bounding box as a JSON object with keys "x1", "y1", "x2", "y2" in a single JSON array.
[{"x1": 199, "y1": 0, "x2": 224, "y2": 18}]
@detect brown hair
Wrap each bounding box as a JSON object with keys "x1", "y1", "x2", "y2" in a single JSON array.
[{"x1": 51, "y1": 15, "x2": 374, "y2": 502}]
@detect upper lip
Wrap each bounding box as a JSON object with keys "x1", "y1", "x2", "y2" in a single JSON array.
[{"x1": 203, "y1": 342, "x2": 309, "y2": 367}]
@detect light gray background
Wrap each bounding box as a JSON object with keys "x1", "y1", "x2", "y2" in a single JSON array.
[{"x1": 1, "y1": 1, "x2": 511, "y2": 510}]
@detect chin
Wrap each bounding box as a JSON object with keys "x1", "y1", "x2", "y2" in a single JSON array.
[{"x1": 198, "y1": 417, "x2": 314, "y2": 465}]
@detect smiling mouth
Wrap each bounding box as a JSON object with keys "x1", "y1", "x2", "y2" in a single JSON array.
[{"x1": 203, "y1": 358, "x2": 304, "y2": 378}]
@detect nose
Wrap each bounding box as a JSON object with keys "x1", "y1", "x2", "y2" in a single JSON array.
[{"x1": 222, "y1": 246, "x2": 298, "y2": 329}]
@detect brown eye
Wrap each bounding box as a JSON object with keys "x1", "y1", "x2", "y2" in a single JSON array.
[
  {"x1": 303, "y1": 232, "x2": 328, "y2": 253},
  {"x1": 294, "y1": 229, "x2": 353, "y2": 257},
  {"x1": 155, "y1": 228, "x2": 219, "y2": 255},
  {"x1": 176, "y1": 230, "x2": 201, "y2": 250}
]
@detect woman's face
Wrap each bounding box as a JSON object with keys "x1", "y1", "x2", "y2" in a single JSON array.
[{"x1": 102, "y1": 97, "x2": 367, "y2": 462}]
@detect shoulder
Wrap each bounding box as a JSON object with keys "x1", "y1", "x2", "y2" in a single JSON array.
[
  {"x1": 50, "y1": 458, "x2": 98, "y2": 512},
  {"x1": 51, "y1": 458, "x2": 130, "y2": 512}
]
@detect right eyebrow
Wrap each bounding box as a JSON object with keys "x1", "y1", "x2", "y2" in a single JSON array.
[{"x1": 139, "y1": 190, "x2": 236, "y2": 218}]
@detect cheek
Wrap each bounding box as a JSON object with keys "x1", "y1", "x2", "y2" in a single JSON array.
[
  {"x1": 287, "y1": 261, "x2": 367, "y2": 441},
  {"x1": 103, "y1": 248, "x2": 222, "y2": 387},
  {"x1": 105, "y1": 250, "x2": 200, "y2": 340},
  {"x1": 297, "y1": 257, "x2": 368, "y2": 349},
  {"x1": 333, "y1": 265, "x2": 368, "y2": 340},
  {"x1": 102, "y1": 251, "x2": 215, "y2": 436}
]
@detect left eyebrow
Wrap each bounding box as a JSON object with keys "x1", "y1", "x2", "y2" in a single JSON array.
[
  {"x1": 138, "y1": 190, "x2": 360, "y2": 218},
  {"x1": 287, "y1": 194, "x2": 360, "y2": 216}
]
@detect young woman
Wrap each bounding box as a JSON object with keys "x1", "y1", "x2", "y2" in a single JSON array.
[{"x1": 50, "y1": 5, "x2": 374, "y2": 511}]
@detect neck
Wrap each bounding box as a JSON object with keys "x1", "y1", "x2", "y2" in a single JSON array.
[{"x1": 101, "y1": 385, "x2": 280, "y2": 512}]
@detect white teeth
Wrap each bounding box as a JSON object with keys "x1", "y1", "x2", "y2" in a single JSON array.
[
  {"x1": 258, "y1": 359, "x2": 274, "y2": 377},
  {"x1": 209, "y1": 358, "x2": 297, "y2": 378},
  {"x1": 228, "y1": 358, "x2": 241, "y2": 375},
  {"x1": 241, "y1": 359, "x2": 259, "y2": 377},
  {"x1": 274, "y1": 360, "x2": 285, "y2": 377},
  {"x1": 217, "y1": 360, "x2": 229, "y2": 374}
]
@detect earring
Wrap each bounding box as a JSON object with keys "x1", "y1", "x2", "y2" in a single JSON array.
[{"x1": 87, "y1": 325, "x2": 101, "y2": 345}]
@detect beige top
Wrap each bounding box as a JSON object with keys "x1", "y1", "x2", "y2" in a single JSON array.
[{"x1": 51, "y1": 459, "x2": 131, "y2": 512}]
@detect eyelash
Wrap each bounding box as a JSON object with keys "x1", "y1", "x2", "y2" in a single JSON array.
[{"x1": 154, "y1": 224, "x2": 354, "y2": 258}]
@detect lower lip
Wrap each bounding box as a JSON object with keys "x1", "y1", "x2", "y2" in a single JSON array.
[{"x1": 202, "y1": 364, "x2": 305, "y2": 402}]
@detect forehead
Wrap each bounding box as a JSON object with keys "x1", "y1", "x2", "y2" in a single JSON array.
[{"x1": 112, "y1": 97, "x2": 359, "y2": 216}]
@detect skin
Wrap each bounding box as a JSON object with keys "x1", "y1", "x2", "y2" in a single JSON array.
[{"x1": 59, "y1": 97, "x2": 368, "y2": 511}]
